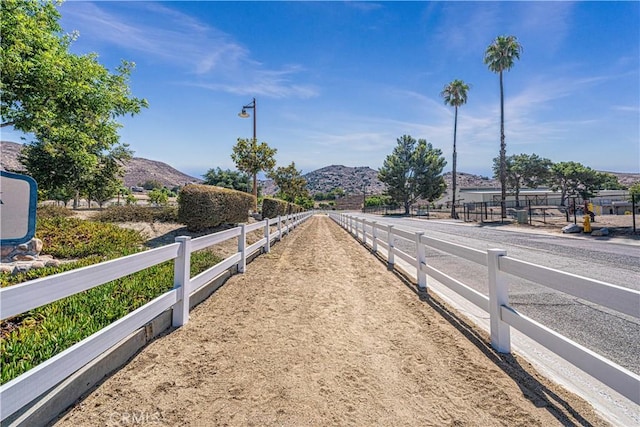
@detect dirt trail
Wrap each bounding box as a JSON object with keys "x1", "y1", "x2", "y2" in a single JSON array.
[{"x1": 56, "y1": 215, "x2": 606, "y2": 426}]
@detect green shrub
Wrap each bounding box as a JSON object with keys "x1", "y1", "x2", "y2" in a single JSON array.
[
  {"x1": 37, "y1": 204, "x2": 74, "y2": 219},
  {"x1": 262, "y1": 197, "x2": 289, "y2": 218},
  {"x1": 262, "y1": 197, "x2": 308, "y2": 218},
  {"x1": 93, "y1": 205, "x2": 178, "y2": 223},
  {"x1": 1, "y1": 249, "x2": 222, "y2": 384},
  {"x1": 36, "y1": 217, "x2": 145, "y2": 258},
  {"x1": 177, "y1": 184, "x2": 253, "y2": 231},
  {"x1": 148, "y1": 188, "x2": 169, "y2": 206}
]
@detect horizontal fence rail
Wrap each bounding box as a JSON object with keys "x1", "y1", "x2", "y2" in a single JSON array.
[
  {"x1": 329, "y1": 212, "x2": 640, "y2": 405},
  {"x1": 0, "y1": 211, "x2": 314, "y2": 422}
]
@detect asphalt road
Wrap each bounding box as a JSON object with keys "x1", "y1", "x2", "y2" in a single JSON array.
[{"x1": 351, "y1": 213, "x2": 640, "y2": 374}]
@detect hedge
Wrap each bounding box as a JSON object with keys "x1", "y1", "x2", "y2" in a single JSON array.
[
  {"x1": 261, "y1": 197, "x2": 305, "y2": 219},
  {"x1": 177, "y1": 184, "x2": 254, "y2": 230}
]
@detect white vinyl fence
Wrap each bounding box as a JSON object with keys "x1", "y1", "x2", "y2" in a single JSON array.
[
  {"x1": 329, "y1": 212, "x2": 640, "y2": 405},
  {"x1": 0, "y1": 212, "x2": 313, "y2": 422}
]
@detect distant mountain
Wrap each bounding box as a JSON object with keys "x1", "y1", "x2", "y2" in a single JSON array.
[
  {"x1": 3, "y1": 140, "x2": 637, "y2": 194},
  {"x1": 0, "y1": 141, "x2": 202, "y2": 189}
]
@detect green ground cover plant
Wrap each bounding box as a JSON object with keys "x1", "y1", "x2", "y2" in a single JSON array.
[
  {"x1": 93, "y1": 205, "x2": 178, "y2": 223},
  {"x1": 1, "y1": 209, "x2": 221, "y2": 384}
]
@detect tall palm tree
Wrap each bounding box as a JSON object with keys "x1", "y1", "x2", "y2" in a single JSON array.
[
  {"x1": 484, "y1": 35, "x2": 522, "y2": 218},
  {"x1": 440, "y1": 79, "x2": 470, "y2": 219}
]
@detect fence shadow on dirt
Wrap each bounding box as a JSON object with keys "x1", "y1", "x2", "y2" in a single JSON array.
[{"x1": 365, "y1": 244, "x2": 597, "y2": 427}]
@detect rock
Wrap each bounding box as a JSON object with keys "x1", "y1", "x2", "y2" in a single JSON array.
[
  {"x1": 14, "y1": 254, "x2": 37, "y2": 261},
  {"x1": 1, "y1": 246, "x2": 14, "y2": 257},
  {"x1": 29, "y1": 238, "x2": 44, "y2": 253},
  {"x1": 45, "y1": 259, "x2": 61, "y2": 268},
  {"x1": 31, "y1": 261, "x2": 46, "y2": 269},
  {"x1": 12, "y1": 264, "x2": 30, "y2": 275},
  {"x1": 0, "y1": 265, "x2": 13, "y2": 274},
  {"x1": 591, "y1": 228, "x2": 609, "y2": 237},
  {"x1": 562, "y1": 224, "x2": 582, "y2": 234}
]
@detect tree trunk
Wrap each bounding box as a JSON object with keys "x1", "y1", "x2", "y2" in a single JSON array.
[
  {"x1": 499, "y1": 70, "x2": 507, "y2": 218},
  {"x1": 252, "y1": 173, "x2": 258, "y2": 210},
  {"x1": 451, "y1": 106, "x2": 458, "y2": 219}
]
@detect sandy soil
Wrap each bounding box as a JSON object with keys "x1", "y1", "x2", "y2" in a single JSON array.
[{"x1": 54, "y1": 215, "x2": 606, "y2": 426}]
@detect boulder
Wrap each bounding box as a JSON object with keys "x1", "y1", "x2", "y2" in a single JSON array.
[
  {"x1": 562, "y1": 224, "x2": 582, "y2": 234},
  {"x1": 591, "y1": 228, "x2": 609, "y2": 237}
]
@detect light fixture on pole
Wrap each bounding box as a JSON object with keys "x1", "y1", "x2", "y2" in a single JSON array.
[{"x1": 238, "y1": 97, "x2": 256, "y2": 141}]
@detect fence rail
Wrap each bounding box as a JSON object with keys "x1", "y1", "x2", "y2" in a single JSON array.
[
  {"x1": 0, "y1": 211, "x2": 313, "y2": 422},
  {"x1": 329, "y1": 212, "x2": 640, "y2": 405}
]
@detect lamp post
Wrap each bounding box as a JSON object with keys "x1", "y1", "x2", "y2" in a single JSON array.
[
  {"x1": 238, "y1": 97, "x2": 256, "y2": 142},
  {"x1": 238, "y1": 98, "x2": 257, "y2": 198}
]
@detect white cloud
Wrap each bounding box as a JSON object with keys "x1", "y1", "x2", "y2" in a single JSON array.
[{"x1": 60, "y1": 2, "x2": 317, "y2": 99}]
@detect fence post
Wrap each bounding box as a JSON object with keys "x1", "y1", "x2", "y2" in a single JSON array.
[
  {"x1": 277, "y1": 216, "x2": 282, "y2": 240},
  {"x1": 415, "y1": 232, "x2": 426, "y2": 290},
  {"x1": 172, "y1": 236, "x2": 191, "y2": 327},
  {"x1": 487, "y1": 248, "x2": 510, "y2": 353},
  {"x1": 286, "y1": 215, "x2": 290, "y2": 236},
  {"x1": 362, "y1": 219, "x2": 367, "y2": 245},
  {"x1": 371, "y1": 221, "x2": 378, "y2": 253},
  {"x1": 387, "y1": 225, "x2": 395, "y2": 267},
  {"x1": 238, "y1": 224, "x2": 247, "y2": 273},
  {"x1": 264, "y1": 218, "x2": 271, "y2": 253}
]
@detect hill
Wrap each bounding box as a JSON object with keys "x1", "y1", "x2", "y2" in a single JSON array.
[
  {"x1": 3, "y1": 141, "x2": 636, "y2": 194},
  {"x1": 0, "y1": 141, "x2": 202, "y2": 189}
]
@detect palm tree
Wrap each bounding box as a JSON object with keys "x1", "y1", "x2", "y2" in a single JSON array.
[
  {"x1": 440, "y1": 79, "x2": 470, "y2": 219},
  {"x1": 484, "y1": 35, "x2": 522, "y2": 218}
]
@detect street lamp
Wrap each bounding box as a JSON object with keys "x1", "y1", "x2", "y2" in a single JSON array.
[{"x1": 238, "y1": 97, "x2": 256, "y2": 141}]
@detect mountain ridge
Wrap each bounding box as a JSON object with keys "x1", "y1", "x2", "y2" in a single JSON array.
[{"x1": 2, "y1": 141, "x2": 638, "y2": 195}]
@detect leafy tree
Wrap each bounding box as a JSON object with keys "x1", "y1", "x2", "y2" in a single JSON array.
[
  {"x1": 365, "y1": 195, "x2": 392, "y2": 207},
  {"x1": 629, "y1": 183, "x2": 640, "y2": 203},
  {"x1": 294, "y1": 195, "x2": 314, "y2": 210},
  {"x1": 202, "y1": 167, "x2": 250, "y2": 192},
  {"x1": 440, "y1": 79, "x2": 470, "y2": 218},
  {"x1": 148, "y1": 188, "x2": 169, "y2": 206},
  {"x1": 87, "y1": 147, "x2": 132, "y2": 208},
  {"x1": 484, "y1": 35, "x2": 523, "y2": 217},
  {"x1": 3, "y1": 0, "x2": 147, "y2": 207},
  {"x1": 549, "y1": 162, "x2": 620, "y2": 205},
  {"x1": 492, "y1": 153, "x2": 552, "y2": 207},
  {"x1": 378, "y1": 135, "x2": 446, "y2": 215},
  {"x1": 231, "y1": 137, "x2": 277, "y2": 204},
  {"x1": 269, "y1": 162, "x2": 309, "y2": 202},
  {"x1": 139, "y1": 180, "x2": 163, "y2": 191}
]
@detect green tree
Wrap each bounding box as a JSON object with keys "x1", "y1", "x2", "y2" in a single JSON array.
[
  {"x1": 549, "y1": 162, "x2": 619, "y2": 205},
  {"x1": 231, "y1": 138, "x2": 277, "y2": 204},
  {"x1": 87, "y1": 147, "x2": 132, "y2": 208},
  {"x1": 484, "y1": 35, "x2": 523, "y2": 218},
  {"x1": 202, "y1": 167, "x2": 250, "y2": 192},
  {"x1": 378, "y1": 135, "x2": 446, "y2": 215},
  {"x1": 148, "y1": 188, "x2": 169, "y2": 206},
  {"x1": 3, "y1": 0, "x2": 147, "y2": 207},
  {"x1": 629, "y1": 183, "x2": 640, "y2": 203},
  {"x1": 269, "y1": 161, "x2": 309, "y2": 202},
  {"x1": 365, "y1": 195, "x2": 391, "y2": 207},
  {"x1": 492, "y1": 153, "x2": 552, "y2": 207},
  {"x1": 140, "y1": 180, "x2": 163, "y2": 191},
  {"x1": 440, "y1": 79, "x2": 470, "y2": 219}
]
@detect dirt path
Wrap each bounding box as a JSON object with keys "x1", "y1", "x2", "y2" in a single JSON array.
[{"x1": 55, "y1": 215, "x2": 606, "y2": 426}]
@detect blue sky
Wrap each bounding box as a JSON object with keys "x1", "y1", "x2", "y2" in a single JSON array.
[{"x1": 4, "y1": 1, "x2": 639, "y2": 179}]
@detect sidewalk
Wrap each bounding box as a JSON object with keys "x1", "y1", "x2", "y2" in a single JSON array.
[{"x1": 55, "y1": 216, "x2": 606, "y2": 426}]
